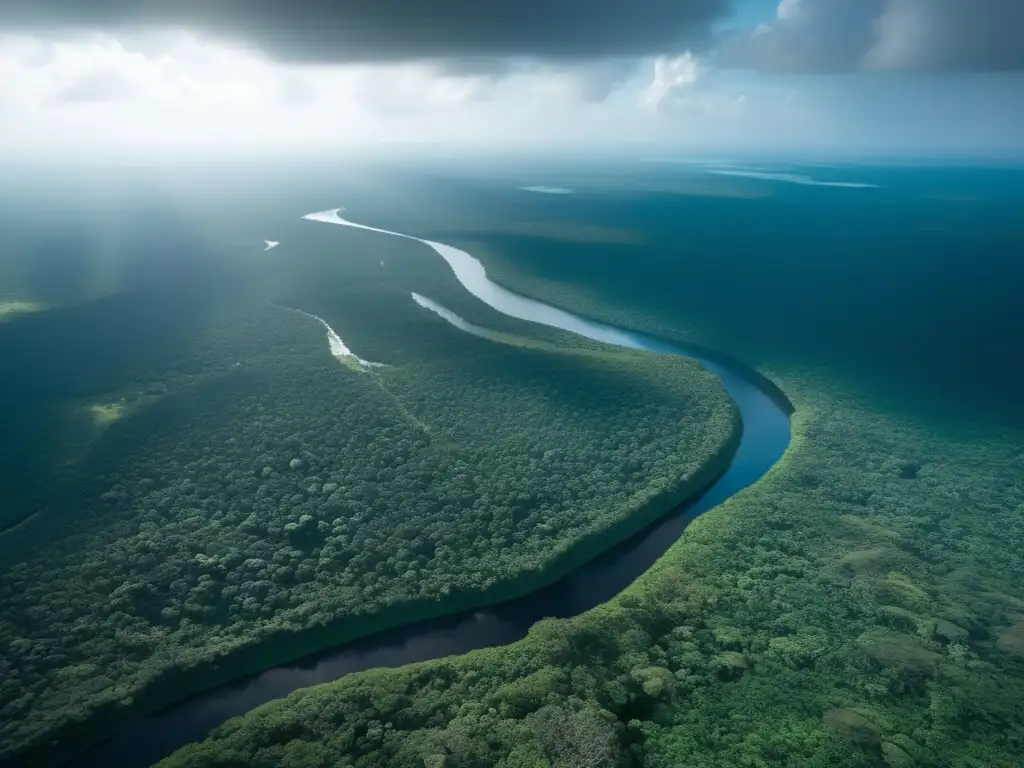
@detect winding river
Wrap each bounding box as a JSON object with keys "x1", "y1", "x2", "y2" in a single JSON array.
[{"x1": 77, "y1": 208, "x2": 792, "y2": 768}]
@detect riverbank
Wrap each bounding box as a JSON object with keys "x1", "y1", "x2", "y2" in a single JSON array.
[
  {"x1": 67, "y1": 216, "x2": 797, "y2": 768},
  {"x1": 7, "y1": 407, "x2": 739, "y2": 768},
  {"x1": 155, "y1": 342, "x2": 1024, "y2": 768},
  {"x1": 151, "y1": 226, "x2": 1024, "y2": 766},
  {"x1": 0, "y1": 285, "x2": 742, "y2": 768}
]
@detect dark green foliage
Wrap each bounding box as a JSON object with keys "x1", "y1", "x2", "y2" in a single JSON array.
[
  {"x1": 0, "y1": 219, "x2": 737, "y2": 765},
  {"x1": 156, "y1": 242, "x2": 1024, "y2": 768},
  {"x1": 156, "y1": 368, "x2": 1024, "y2": 768}
]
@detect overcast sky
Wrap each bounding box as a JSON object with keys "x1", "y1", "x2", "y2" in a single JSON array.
[{"x1": 0, "y1": 0, "x2": 1022, "y2": 158}]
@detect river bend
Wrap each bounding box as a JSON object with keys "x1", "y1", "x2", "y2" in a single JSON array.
[{"x1": 77, "y1": 208, "x2": 791, "y2": 767}]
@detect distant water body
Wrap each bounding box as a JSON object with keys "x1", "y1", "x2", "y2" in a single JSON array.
[
  {"x1": 519, "y1": 186, "x2": 574, "y2": 194},
  {"x1": 411, "y1": 292, "x2": 507, "y2": 344},
  {"x1": 302, "y1": 207, "x2": 658, "y2": 348},
  {"x1": 639, "y1": 157, "x2": 879, "y2": 188},
  {"x1": 269, "y1": 302, "x2": 382, "y2": 369},
  {"x1": 77, "y1": 205, "x2": 791, "y2": 768},
  {"x1": 705, "y1": 168, "x2": 880, "y2": 188}
]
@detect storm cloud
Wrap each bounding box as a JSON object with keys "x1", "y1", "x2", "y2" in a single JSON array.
[
  {"x1": 0, "y1": 0, "x2": 732, "y2": 63},
  {"x1": 863, "y1": 0, "x2": 1024, "y2": 72},
  {"x1": 733, "y1": 0, "x2": 1024, "y2": 73}
]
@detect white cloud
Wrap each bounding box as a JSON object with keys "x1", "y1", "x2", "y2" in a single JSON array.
[
  {"x1": 342, "y1": 62, "x2": 491, "y2": 117},
  {"x1": 276, "y1": 74, "x2": 317, "y2": 107},
  {"x1": 641, "y1": 52, "x2": 701, "y2": 111},
  {"x1": 732, "y1": 0, "x2": 884, "y2": 73},
  {"x1": 776, "y1": 0, "x2": 803, "y2": 21},
  {"x1": 55, "y1": 68, "x2": 138, "y2": 102},
  {"x1": 0, "y1": 33, "x2": 284, "y2": 111},
  {"x1": 538, "y1": 60, "x2": 638, "y2": 103},
  {"x1": 0, "y1": 32, "x2": 662, "y2": 154},
  {"x1": 2, "y1": 18, "x2": 1015, "y2": 159}
]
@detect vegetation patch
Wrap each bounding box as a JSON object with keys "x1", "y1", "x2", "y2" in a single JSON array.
[
  {"x1": 997, "y1": 622, "x2": 1024, "y2": 659},
  {"x1": 87, "y1": 402, "x2": 126, "y2": 428},
  {"x1": 837, "y1": 548, "x2": 906, "y2": 574},
  {"x1": 0, "y1": 300, "x2": 46, "y2": 320},
  {"x1": 153, "y1": 246, "x2": 1024, "y2": 768},
  {"x1": 822, "y1": 708, "x2": 882, "y2": 747},
  {"x1": 0, "y1": 226, "x2": 738, "y2": 767}
]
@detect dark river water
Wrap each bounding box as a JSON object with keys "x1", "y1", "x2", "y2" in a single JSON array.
[{"x1": 77, "y1": 211, "x2": 792, "y2": 767}]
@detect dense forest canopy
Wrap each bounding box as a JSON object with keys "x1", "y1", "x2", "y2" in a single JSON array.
[
  {"x1": 157, "y1": 374, "x2": 1024, "y2": 768},
  {"x1": 5, "y1": 163, "x2": 1020, "y2": 768},
  {"x1": 157, "y1": 171, "x2": 1024, "y2": 768},
  {"x1": 0, "y1": 194, "x2": 737, "y2": 767}
]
